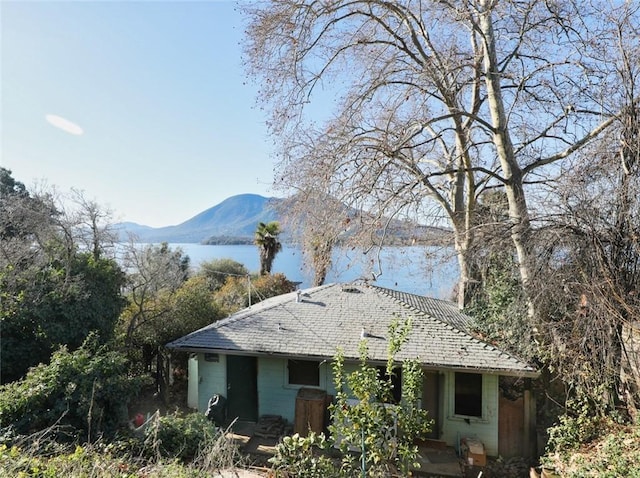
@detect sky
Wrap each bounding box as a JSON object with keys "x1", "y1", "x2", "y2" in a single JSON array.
[{"x1": 1, "y1": 0, "x2": 280, "y2": 227}]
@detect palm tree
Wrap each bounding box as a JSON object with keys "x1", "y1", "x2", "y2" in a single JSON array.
[{"x1": 254, "y1": 221, "x2": 282, "y2": 275}]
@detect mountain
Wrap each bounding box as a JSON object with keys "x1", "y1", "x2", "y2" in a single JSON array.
[
  {"x1": 115, "y1": 192, "x2": 452, "y2": 245},
  {"x1": 114, "y1": 194, "x2": 282, "y2": 243}
]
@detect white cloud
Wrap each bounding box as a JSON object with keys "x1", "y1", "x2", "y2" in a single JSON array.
[{"x1": 45, "y1": 114, "x2": 84, "y2": 135}]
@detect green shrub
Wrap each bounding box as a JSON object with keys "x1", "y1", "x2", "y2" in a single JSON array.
[
  {"x1": 269, "y1": 432, "x2": 346, "y2": 478},
  {"x1": 545, "y1": 386, "x2": 612, "y2": 454},
  {"x1": 0, "y1": 334, "x2": 148, "y2": 440},
  {"x1": 145, "y1": 412, "x2": 219, "y2": 461},
  {"x1": 542, "y1": 422, "x2": 640, "y2": 477},
  {"x1": 328, "y1": 319, "x2": 432, "y2": 477}
]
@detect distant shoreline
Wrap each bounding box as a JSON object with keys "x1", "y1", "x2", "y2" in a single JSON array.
[
  {"x1": 201, "y1": 236, "x2": 255, "y2": 245},
  {"x1": 201, "y1": 233, "x2": 453, "y2": 247}
]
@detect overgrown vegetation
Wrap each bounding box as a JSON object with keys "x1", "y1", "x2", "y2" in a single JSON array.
[
  {"x1": 466, "y1": 251, "x2": 534, "y2": 362},
  {"x1": 268, "y1": 432, "x2": 342, "y2": 478},
  {"x1": 542, "y1": 419, "x2": 640, "y2": 477},
  {"x1": 269, "y1": 318, "x2": 431, "y2": 477},
  {"x1": 0, "y1": 334, "x2": 148, "y2": 441},
  {"x1": 0, "y1": 412, "x2": 245, "y2": 478},
  {"x1": 0, "y1": 168, "x2": 301, "y2": 475},
  {"x1": 145, "y1": 413, "x2": 219, "y2": 461}
]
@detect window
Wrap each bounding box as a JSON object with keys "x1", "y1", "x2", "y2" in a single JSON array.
[
  {"x1": 376, "y1": 366, "x2": 402, "y2": 403},
  {"x1": 287, "y1": 359, "x2": 320, "y2": 386},
  {"x1": 454, "y1": 372, "x2": 483, "y2": 417}
]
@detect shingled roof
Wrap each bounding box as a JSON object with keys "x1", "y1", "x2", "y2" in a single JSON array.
[{"x1": 166, "y1": 282, "x2": 537, "y2": 377}]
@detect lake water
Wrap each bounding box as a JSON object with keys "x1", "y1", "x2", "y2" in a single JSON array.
[{"x1": 162, "y1": 243, "x2": 459, "y2": 300}]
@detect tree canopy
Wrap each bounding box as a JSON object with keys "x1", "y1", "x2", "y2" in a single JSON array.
[
  {"x1": 243, "y1": 1, "x2": 639, "y2": 311},
  {"x1": 242, "y1": 0, "x2": 640, "y2": 439},
  {"x1": 0, "y1": 169, "x2": 127, "y2": 383}
]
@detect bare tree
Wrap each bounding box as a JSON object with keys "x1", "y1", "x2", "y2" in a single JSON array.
[
  {"x1": 67, "y1": 188, "x2": 118, "y2": 260},
  {"x1": 277, "y1": 189, "x2": 350, "y2": 286},
  {"x1": 0, "y1": 172, "x2": 57, "y2": 267},
  {"x1": 121, "y1": 241, "x2": 190, "y2": 347},
  {"x1": 532, "y1": 4, "x2": 640, "y2": 415},
  {"x1": 242, "y1": 0, "x2": 637, "y2": 313}
]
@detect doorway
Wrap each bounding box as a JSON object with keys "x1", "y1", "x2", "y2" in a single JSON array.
[{"x1": 226, "y1": 355, "x2": 258, "y2": 422}]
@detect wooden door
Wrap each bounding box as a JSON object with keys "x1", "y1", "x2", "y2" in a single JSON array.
[{"x1": 499, "y1": 395, "x2": 524, "y2": 457}]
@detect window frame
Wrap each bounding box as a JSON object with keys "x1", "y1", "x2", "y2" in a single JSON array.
[
  {"x1": 451, "y1": 371, "x2": 485, "y2": 420},
  {"x1": 285, "y1": 359, "x2": 322, "y2": 388}
]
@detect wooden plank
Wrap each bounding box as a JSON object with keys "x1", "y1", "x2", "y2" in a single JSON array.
[{"x1": 499, "y1": 395, "x2": 524, "y2": 458}]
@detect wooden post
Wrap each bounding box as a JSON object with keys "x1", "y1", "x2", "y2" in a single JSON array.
[{"x1": 523, "y1": 378, "x2": 535, "y2": 457}]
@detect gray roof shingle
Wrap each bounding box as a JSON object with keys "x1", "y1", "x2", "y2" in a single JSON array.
[{"x1": 166, "y1": 283, "x2": 537, "y2": 377}]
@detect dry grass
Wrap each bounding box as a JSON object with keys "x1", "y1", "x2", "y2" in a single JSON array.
[{"x1": 0, "y1": 416, "x2": 257, "y2": 478}]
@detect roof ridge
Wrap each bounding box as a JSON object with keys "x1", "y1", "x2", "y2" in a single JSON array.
[
  {"x1": 370, "y1": 284, "x2": 471, "y2": 332},
  {"x1": 369, "y1": 284, "x2": 535, "y2": 368}
]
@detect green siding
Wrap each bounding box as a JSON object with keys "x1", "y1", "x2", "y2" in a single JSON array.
[
  {"x1": 440, "y1": 372, "x2": 499, "y2": 456},
  {"x1": 187, "y1": 356, "x2": 198, "y2": 409},
  {"x1": 194, "y1": 354, "x2": 502, "y2": 456},
  {"x1": 257, "y1": 357, "x2": 299, "y2": 421},
  {"x1": 196, "y1": 353, "x2": 227, "y2": 412},
  {"x1": 257, "y1": 356, "x2": 332, "y2": 422},
  {"x1": 196, "y1": 354, "x2": 335, "y2": 421}
]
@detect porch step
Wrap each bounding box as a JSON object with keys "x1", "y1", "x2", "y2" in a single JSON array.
[{"x1": 412, "y1": 446, "x2": 465, "y2": 477}]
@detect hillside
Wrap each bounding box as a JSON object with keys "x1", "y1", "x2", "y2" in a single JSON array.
[
  {"x1": 114, "y1": 193, "x2": 451, "y2": 245},
  {"x1": 114, "y1": 194, "x2": 281, "y2": 243}
]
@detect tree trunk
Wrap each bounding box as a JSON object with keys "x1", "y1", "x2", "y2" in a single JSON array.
[
  {"x1": 157, "y1": 347, "x2": 171, "y2": 405},
  {"x1": 479, "y1": 3, "x2": 536, "y2": 319},
  {"x1": 453, "y1": 223, "x2": 476, "y2": 309}
]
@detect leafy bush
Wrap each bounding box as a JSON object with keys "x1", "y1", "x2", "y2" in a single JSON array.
[
  {"x1": 542, "y1": 421, "x2": 640, "y2": 477},
  {"x1": 545, "y1": 386, "x2": 612, "y2": 454},
  {"x1": 197, "y1": 258, "x2": 249, "y2": 291},
  {"x1": 539, "y1": 387, "x2": 639, "y2": 477},
  {"x1": 214, "y1": 273, "x2": 296, "y2": 314},
  {"x1": 1, "y1": 252, "x2": 127, "y2": 383},
  {"x1": 329, "y1": 343, "x2": 432, "y2": 476},
  {"x1": 0, "y1": 334, "x2": 147, "y2": 439},
  {"x1": 144, "y1": 412, "x2": 220, "y2": 461},
  {"x1": 269, "y1": 432, "x2": 345, "y2": 478}
]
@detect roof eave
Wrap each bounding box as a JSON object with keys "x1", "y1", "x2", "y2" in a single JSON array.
[{"x1": 167, "y1": 345, "x2": 539, "y2": 378}]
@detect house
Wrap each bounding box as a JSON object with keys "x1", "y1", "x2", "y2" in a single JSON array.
[{"x1": 166, "y1": 282, "x2": 539, "y2": 458}]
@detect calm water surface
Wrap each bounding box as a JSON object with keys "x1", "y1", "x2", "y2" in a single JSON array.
[{"x1": 162, "y1": 243, "x2": 458, "y2": 299}]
